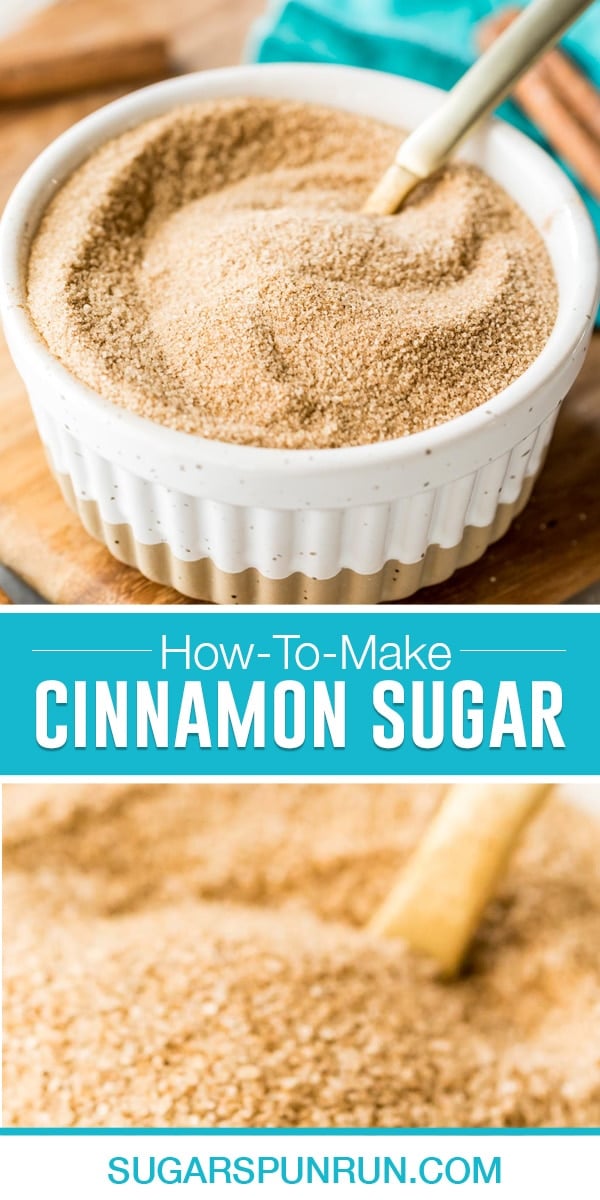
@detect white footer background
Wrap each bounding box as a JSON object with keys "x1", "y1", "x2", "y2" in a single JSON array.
[{"x1": 0, "y1": 1131, "x2": 597, "y2": 1198}]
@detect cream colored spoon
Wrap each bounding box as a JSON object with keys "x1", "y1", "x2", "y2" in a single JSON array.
[
  {"x1": 369, "y1": 782, "x2": 551, "y2": 977},
  {"x1": 363, "y1": 0, "x2": 594, "y2": 215}
]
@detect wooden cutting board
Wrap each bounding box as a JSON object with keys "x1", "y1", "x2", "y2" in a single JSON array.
[
  {"x1": 0, "y1": 0, "x2": 171, "y2": 103},
  {"x1": 0, "y1": 336, "x2": 598, "y2": 605},
  {"x1": 0, "y1": 0, "x2": 598, "y2": 604}
]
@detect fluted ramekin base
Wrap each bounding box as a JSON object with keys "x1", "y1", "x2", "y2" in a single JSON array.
[{"x1": 56, "y1": 469, "x2": 536, "y2": 604}]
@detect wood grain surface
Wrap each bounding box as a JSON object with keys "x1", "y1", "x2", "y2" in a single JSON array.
[
  {"x1": 0, "y1": 0, "x2": 598, "y2": 605},
  {"x1": 0, "y1": 0, "x2": 171, "y2": 103}
]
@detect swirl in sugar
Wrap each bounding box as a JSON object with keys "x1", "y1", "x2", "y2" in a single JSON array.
[{"x1": 28, "y1": 98, "x2": 557, "y2": 450}]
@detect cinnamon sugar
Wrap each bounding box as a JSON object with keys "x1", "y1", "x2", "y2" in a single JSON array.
[
  {"x1": 27, "y1": 98, "x2": 557, "y2": 450},
  {"x1": 4, "y1": 783, "x2": 600, "y2": 1127}
]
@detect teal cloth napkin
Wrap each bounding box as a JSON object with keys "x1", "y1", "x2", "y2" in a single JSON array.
[{"x1": 248, "y1": 0, "x2": 600, "y2": 262}]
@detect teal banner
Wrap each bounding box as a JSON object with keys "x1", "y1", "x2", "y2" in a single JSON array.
[{"x1": 0, "y1": 608, "x2": 591, "y2": 776}]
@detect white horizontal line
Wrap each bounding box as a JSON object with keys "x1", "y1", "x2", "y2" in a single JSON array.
[
  {"x1": 31, "y1": 648, "x2": 153, "y2": 654},
  {"x1": 459, "y1": 649, "x2": 566, "y2": 654}
]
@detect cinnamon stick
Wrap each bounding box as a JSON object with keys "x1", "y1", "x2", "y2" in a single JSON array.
[
  {"x1": 544, "y1": 48, "x2": 600, "y2": 142},
  {"x1": 478, "y1": 7, "x2": 600, "y2": 201}
]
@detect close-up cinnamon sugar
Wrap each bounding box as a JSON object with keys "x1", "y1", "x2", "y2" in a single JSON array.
[
  {"x1": 4, "y1": 783, "x2": 600, "y2": 1127},
  {"x1": 27, "y1": 98, "x2": 558, "y2": 450}
]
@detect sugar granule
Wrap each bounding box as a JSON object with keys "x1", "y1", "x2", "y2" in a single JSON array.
[
  {"x1": 3, "y1": 783, "x2": 600, "y2": 1128},
  {"x1": 27, "y1": 98, "x2": 557, "y2": 449}
]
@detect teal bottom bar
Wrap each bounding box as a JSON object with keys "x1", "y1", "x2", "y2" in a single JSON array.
[{"x1": 2, "y1": 1127, "x2": 599, "y2": 1136}]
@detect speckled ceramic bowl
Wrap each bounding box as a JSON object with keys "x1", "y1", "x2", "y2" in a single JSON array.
[{"x1": 1, "y1": 64, "x2": 598, "y2": 603}]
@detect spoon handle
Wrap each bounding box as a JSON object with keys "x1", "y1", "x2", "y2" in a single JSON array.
[
  {"x1": 368, "y1": 782, "x2": 551, "y2": 977},
  {"x1": 397, "y1": 0, "x2": 593, "y2": 179}
]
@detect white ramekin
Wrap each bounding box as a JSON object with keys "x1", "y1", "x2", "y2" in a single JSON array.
[{"x1": 1, "y1": 65, "x2": 598, "y2": 603}]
